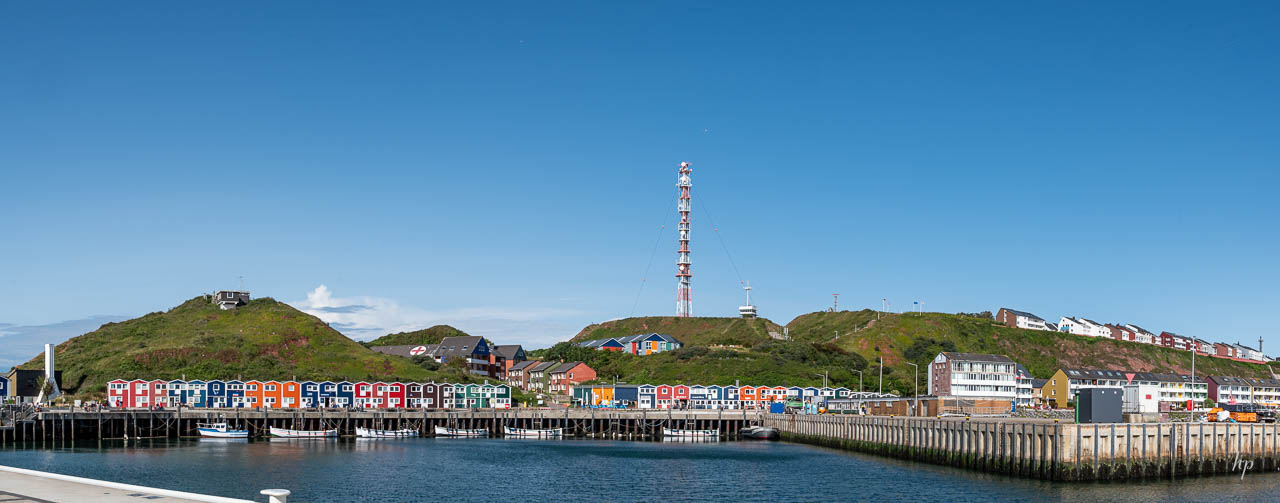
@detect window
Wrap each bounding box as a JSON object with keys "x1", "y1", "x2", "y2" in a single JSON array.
[{"x1": 265, "y1": 385, "x2": 276, "y2": 391}]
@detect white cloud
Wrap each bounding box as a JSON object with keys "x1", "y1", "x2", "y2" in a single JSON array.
[{"x1": 288, "y1": 285, "x2": 587, "y2": 349}]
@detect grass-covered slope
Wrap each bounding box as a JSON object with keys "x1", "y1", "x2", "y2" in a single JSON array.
[
  {"x1": 21, "y1": 297, "x2": 449, "y2": 397},
  {"x1": 533, "y1": 339, "x2": 868, "y2": 388},
  {"x1": 543, "y1": 310, "x2": 1278, "y2": 396},
  {"x1": 785, "y1": 311, "x2": 1280, "y2": 394},
  {"x1": 570, "y1": 316, "x2": 783, "y2": 348},
  {"x1": 367, "y1": 325, "x2": 470, "y2": 346}
]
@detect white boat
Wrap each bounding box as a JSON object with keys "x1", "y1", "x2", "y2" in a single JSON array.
[
  {"x1": 662, "y1": 427, "x2": 719, "y2": 439},
  {"x1": 355, "y1": 427, "x2": 417, "y2": 438},
  {"x1": 269, "y1": 426, "x2": 337, "y2": 438},
  {"x1": 503, "y1": 426, "x2": 563, "y2": 438},
  {"x1": 197, "y1": 422, "x2": 248, "y2": 438},
  {"x1": 434, "y1": 425, "x2": 488, "y2": 437}
]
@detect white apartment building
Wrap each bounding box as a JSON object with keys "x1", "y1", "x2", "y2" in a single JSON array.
[
  {"x1": 1059, "y1": 317, "x2": 1111, "y2": 338},
  {"x1": 1208, "y1": 376, "x2": 1280, "y2": 407},
  {"x1": 928, "y1": 352, "x2": 1019, "y2": 400},
  {"x1": 1123, "y1": 324, "x2": 1158, "y2": 345}
]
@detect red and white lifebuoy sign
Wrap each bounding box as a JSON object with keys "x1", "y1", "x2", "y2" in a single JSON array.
[{"x1": 409, "y1": 346, "x2": 427, "y2": 356}]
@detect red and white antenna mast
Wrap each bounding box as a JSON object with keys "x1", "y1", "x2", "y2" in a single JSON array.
[{"x1": 676, "y1": 161, "x2": 693, "y2": 317}]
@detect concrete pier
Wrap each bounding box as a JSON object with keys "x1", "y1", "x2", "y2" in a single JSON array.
[
  {"x1": 0, "y1": 465, "x2": 264, "y2": 503},
  {"x1": 762, "y1": 413, "x2": 1280, "y2": 481},
  {"x1": 1, "y1": 408, "x2": 758, "y2": 443}
]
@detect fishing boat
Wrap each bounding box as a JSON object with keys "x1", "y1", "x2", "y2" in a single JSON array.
[
  {"x1": 269, "y1": 426, "x2": 337, "y2": 438},
  {"x1": 355, "y1": 427, "x2": 417, "y2": 438},
  {"x1": 197, "y1": 422, "x2": 248, "y2": 438},
  {"x1": 662, "y1": 427, "x2": 719, "y2": 439},
  {"x1": 434, "y1": 425, "x2": 488, "y2": 437},
  {"x1": 503, "y1": 426, "x2": 563, "y2": 438},
  {"x1": 739, "y1": 426, "x2": 780, "y2": 441}
]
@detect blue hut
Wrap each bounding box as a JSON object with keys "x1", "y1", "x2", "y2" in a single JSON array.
[
  {"x1": 317, "y1": 381, "x2": 338, "y2": 407},
  {"x1": 614, "y1": 385, "x2": 640, "y2": 408},
  {"x1": 225, "y1": 380, "x2": 246, "y2": 408},
  {"x1": 299, "y1": 381, "x2": 318, "y2": 408},
  {"x1": 336, "y1": 381, "x2": 355, "y2": 408},
  {"x1": 167, "y1": 379, "x2": 185, "y2": 407},
  {"x1": 724, "y1": 385, "x2": 739, "y2": 402},
  {"x1": 206, "y1": 380, "x2": 227, "y2": 408},
  {"x1": 184, "y1": 380, "x2": 207, "y2": 407}
]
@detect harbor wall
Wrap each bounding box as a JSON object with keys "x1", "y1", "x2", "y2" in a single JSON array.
[{"x1": 762, "y1": 413, "x2": 1280, "y2": 481}]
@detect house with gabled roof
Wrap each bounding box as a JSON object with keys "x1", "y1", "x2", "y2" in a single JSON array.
[
  {"x1": 1122, "y1": 324, "x2": 1158, "y2": 344},
  {"x1": 995, "y1": 308, "x2": 1053, "y2": 331},
  {"x1": 547, "y1": 361, "x2": 595, "y2": 394},
  {"x1": 1058, "y1": 317, "x2": 1110, "y2": 338}
]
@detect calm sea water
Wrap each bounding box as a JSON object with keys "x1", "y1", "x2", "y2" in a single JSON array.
[{"x1": 0, "y1": 438, "x2": 1275, "y2": 502}]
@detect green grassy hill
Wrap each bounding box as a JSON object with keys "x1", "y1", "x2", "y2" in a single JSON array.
[
  {"x1": 533, "y1": 338, "x2": 868, "y2": 388},
  {"x1": 542, "y1": 310, "x2": 1279, "y2": 396},
  {"x1": 533, "y1": 315, "x2": 862, "y2": 388},
  {"x1": 367, "y1": 325, "x2": 470, "y2": 346},
  {"x1": 569, "y1": 316, "x2": 783, "y2": 348},
  {"x1": 785, "y1": 310, "x2": 1280, "y2": 394},
  {"x1": 21, "y1": 296, "x2": 469, "y2": 397}
]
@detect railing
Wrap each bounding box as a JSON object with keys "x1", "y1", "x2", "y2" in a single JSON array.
[{"x1": 0, "y1": 464, "x2": 288, "y2": 503}]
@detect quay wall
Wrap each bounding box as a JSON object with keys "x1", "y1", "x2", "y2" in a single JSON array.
[{"x1": 762, "y1": 413, "x2": 1280, "y2": 481}]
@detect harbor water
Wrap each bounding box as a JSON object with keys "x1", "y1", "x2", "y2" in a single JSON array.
[{"x1": 0, "y1": 438, "x2": 1277, "y2": 502}]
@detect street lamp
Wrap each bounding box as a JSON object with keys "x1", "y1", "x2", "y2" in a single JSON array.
[
  {"x1": 878, "y1": 357, "x2": 884, "y2": 395},
  {"x1": 854, "y1": 370, "x2": 863, "y2": 393},
  {"x1": 906, "y1": 362, "x2": 919, "y2": 416}
]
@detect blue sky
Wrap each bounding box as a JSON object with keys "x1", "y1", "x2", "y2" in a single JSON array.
[{"x1": 1, "y1": 2, "x2": 1277, "y2": 363}]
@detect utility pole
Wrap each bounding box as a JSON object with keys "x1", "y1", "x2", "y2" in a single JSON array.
[
  {"x1": 1191, "y1": 345, "x2": 1196, "y2": 405},
  {"x1": 907, "y1": 362, "x2": 919, "y2": 416},
  {"x1": 854, "y1": 370, "x2": 862, "y2": 393},
  {"x1": 878, "y1": 356, "x2": 884, "y2": 395}
]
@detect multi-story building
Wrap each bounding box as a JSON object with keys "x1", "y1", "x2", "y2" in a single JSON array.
[
  {"x1": 1160, "y1": 331, "x2": 1193, "y2": 351},
  {"x1": 506, "y1": 360, "x2": 540, "y2": 390},
  {"x1": 1207, "y1": 376, "x2": 1280, "y2": 407},
  {"x1": 547, "y1": 361, "x2": 596, "y2": 394},
  {"x1": 927, "y1": 352, "x2": 1019, "y2": 401},
  {"x1": 526, "y1": 361, "x2": 558, "y2": 392},
  {"x1": 1123, "y1": 324, "x2": 1158, "y2": 345},
  {"x1": 995, "y1": 308, "x2": 1054, "y2": 331},
  {"x1": 1106, "y1": 324, "x2": 1138, "y2": 342},
  {"x1": 1058, "y1": 317, "x2": 1111, "y2": 338},
  {"x1": 1015, "y1": 364, "x2": 1035, "y2": 407},
  {"x1": 490, "y1": 345, "x2": 526, "y2": 379},
  {"x1": 1045, "y1": 368, "x2": 1208, "y2": 409}
]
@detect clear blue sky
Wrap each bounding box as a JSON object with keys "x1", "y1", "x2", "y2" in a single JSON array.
[{"x1": 2, "y1": 2, "x2": 1277, "y2": 356}]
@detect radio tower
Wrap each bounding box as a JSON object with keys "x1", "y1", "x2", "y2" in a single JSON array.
[{"x1": 676, "y1": 162, "x2": 693, "y2": 317}]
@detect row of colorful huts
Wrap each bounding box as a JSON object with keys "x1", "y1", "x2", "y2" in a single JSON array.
[
  {"x1": 106, "y1": 379, "x2": 511, "y2": 409},
  {"x1": 571, "y1": 384, "x2": 863, "y2": 409}
]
